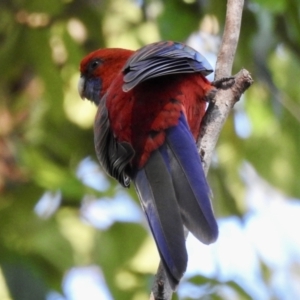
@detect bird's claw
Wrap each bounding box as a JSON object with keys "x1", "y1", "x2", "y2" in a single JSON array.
[{"x1": 211, "y1": 76, "x2": 235, "y2": 89}]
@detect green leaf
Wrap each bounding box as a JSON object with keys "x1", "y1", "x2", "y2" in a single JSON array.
[
  {"x1": 158, "y1": 1, "x2": 200, "y2": 41},
  {"x1": 95, "y1": 222, "x2": 148, "y2": 299},
  {"x1": 252, "y1": 0, "x2": 286, "y2": 12}
]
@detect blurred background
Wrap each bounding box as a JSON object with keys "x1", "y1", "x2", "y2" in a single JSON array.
[{"x1": 0, "y1": 0, "x2": 300, "y2": 299}]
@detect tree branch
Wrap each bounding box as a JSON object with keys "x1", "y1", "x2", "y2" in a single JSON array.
[
  {"x1": 199, "y1": 0, "x2": 251, "y2": 175},
  {"x1": 214, "y1": 0, "x2": 244, "y2": 80},
  {"x1": 150, "y1": 0, "x2": 251, "y2": 299},
  {"x1": 199, "y1": 69, "x2": 253, "y2": 175}
]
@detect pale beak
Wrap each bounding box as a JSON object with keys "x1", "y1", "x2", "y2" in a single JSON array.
[{"x1": 78, "y1": 75, "x2": 86, "y2": 99}]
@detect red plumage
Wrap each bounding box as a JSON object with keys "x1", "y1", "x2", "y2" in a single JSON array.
[
  {"x1": 80, "y1": 47, "x2": 213, "y2": 167},
  {"x1": 106, "y1": 73, "x2": 212, "y2": 167},
  {"x1": 78, "y1": 41, "x2": 218, "y2": 290}
]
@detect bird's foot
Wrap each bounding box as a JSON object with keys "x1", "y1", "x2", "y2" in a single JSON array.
[{"x1": 212, "y1": 76, "x2": 235, "y2": 89}]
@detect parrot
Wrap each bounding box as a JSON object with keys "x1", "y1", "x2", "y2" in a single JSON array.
[{"x1": 78, "y1": 41, "x2": 218, "y2": 290}]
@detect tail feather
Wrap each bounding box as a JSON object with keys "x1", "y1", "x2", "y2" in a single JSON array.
[
  {"x1": 132, "y1": 113, "x2": 218, "y2": 289},
  {"x1": 133, "y1": 149, "x2": 187, "y2": 289},
  {"x1": 166, "y1": 113, "x2": 218, "y2": 243}
]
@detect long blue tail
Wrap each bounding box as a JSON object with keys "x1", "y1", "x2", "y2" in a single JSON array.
[
  {"x1": 165, "y1": 113, "x2": 218, "y2": 244},
  {"x1": 132, "y1": 113, "x2": 218, "y2": 289}
]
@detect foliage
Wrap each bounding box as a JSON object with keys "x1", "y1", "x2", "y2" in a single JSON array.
[{"x1": 0, "y1": 0, "x2": 299, "y2": 299}]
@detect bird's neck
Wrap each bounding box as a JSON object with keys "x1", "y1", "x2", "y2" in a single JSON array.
[{"x1": 99, "y1": 49, "x2": 134, "y2": 98}]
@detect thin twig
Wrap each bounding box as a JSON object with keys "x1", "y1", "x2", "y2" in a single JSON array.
[
  {"x1": 150, "y1": 0, "x2": 249, "y2": 299},
  {"x1": 214, "y1": 0, "x2": 244, "y2": 80}
]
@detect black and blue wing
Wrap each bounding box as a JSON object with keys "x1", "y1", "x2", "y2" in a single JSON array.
[{"x1": 122, "y1": 41, "x2": 213, "y2": 92}]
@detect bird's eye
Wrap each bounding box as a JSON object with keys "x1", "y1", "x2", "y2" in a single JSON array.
[
  {"x1": 92, "y1": 61, "x2": 99, "y2": 68},
  {"x1": 89, "y1": 59, "x2": 101, "y2": 72}
]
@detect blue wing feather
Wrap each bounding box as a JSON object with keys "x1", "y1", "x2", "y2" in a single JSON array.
[{"x1": 122, "y1": 41, "x2": 213, "y2": 92}]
